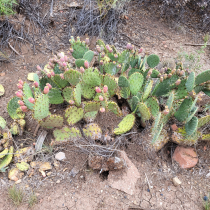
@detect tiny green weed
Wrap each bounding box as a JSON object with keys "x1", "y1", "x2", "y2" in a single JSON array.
[{"x1": 8, "y1": 185, "x2": 24, "y2": 206}]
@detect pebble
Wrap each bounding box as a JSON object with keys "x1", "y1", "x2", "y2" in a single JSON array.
[
  {"x1": 204, "y1": 196, "x2": 208, "y2": 201},
  {"x1": 147, "y1": 189, "x2": 150, "y2": 192},
  {"x1": 56, "y1": 180, "x2": 60, "y2": 184},
  {"x1": 172, "y1": 176, "x2": 181, "y2": 186},
  {"x1": 55, "y1": 152, "x2": 66, "y2": 161}
]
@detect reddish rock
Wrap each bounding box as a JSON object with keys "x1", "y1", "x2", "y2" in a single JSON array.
[
  {"x1": 171, "y1": 124, "x2": 178, "y2": 131},
  {"x1": 173, "y1": 146, "x2": 198, "y2": 169}
]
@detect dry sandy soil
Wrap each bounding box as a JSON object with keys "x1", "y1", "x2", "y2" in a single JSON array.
[{"x1": 0, "y1": 1, "x2": 210, "y2": 210}]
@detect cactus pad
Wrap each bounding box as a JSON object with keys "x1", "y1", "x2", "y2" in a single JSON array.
[
  {"x1": 83, "y1": 123, "x2": 102, "y2": 140},
  {"x1": 84, "y1": 101, "x2": 100, "y2": 112},
  {"x1": 185, "y1": 72, "x2": 195, "y2": 92},
  {"x1": 81, "y1": 83, "x2": 95, "y2": 99},
  {"x1": 39, "y1": 77, "x2": 59, "y2": 90},
  {"x1": 142, "y1": 80, "x2": 153, "y2": 101},
  {"x1": 185, "y1": 116, "x2": 198, "y2": 135},
  {"x1": 0, "y1": 148, "x2": 8, "y2": 159},
  {"x1": 198, "y1": 115, "x2": 210, "y2": 129},
  {"x1": 83, "y1": 111, "x2": 98, "y2": 123},
  {"x1": 131, "y1": 96, "x2": 139, "y2": 112},
  {"x1": 128, "y1": 68, "x2": 141, "y2": 77},
  {"x1": 118, "y1": 75, "x2": 130, "y2": 87},
  {"x1": 23, "y1": 83, "x2": 34, "y2": 110},
  {"x1": 120, "y1": 87, "x2": 130, "y2": 99},
  {"x1": 39, "y1": 114, "x2": 64, "y2": 129},
  {"x1": 65, "y1": 106, "x2": 84, "y2": 126},
  {"x1": 0, "y1": 84, "x2": 5, "y2": 96},
  {"x1": 147, "y1": 54, "x2": 160, "y2": 68},
  {"x1": 75, "y1": 59, "x2": 85, "y2": 68},
  {"x1": 63, "y1": 87, "x2": 74, "y2": 102},
  {"x1": 48, "y1": 88, "x2": 64, "y2": 104},
  {"x1": 83, "y1": 68, "x2": 101, "y2": 87},
  {"x1": 107, "y1": 101, "x2": 122, "y2": 116},
  {"x1": 53, "y1": 126, "x2": 82, "y2": 143},
  {"x1": 166, "y1": 92, "x2": 174, "y2": 110},
  {"x1": 10, "y1": 122, "x2": 19, "y2": 135},
  {"x1": 53, "y1": 74, "x2": 69, "y2": 88},
  {"x1": 195, "y1": 70, "x2": 210, "y2": 85},
  {"x1": 103, "y1": 74, "x2": 118, "y2": 97},
  {"x1": 53, "y1": 63, "x2": 63, "y2": 74},
  {"x1": 118, "y1": 50, "x2": 130, "y2": 64},
  {"x1": 83, "y1": 50, "x2": 94, "y2": 63},
  {"x1": 128, "y1": 72, "x2": 144, "y2": 95},
  {"x1": 138, "y1": 102, "x2": 151, "y2": 121},
  {"x1": 64, "y1": 69, "x2": 82, "y2": 86},
  {"x1": 0, "y1": 146, "x2": 13, "y2": 171},
  {"x1": 104, "y1": 63, "x2": 119, "y2": 75},
  {"x1": 114, "y1": 114, "x2": 135, "y2": 135},
  {"x1": 33, "y1": 94, "x2": 49, "y2": 120},
  {"x1": 0, "y1": 116, "x2": 6, "y2": 129},
  {"x1": 145, "y1": 97, "x2": 159, "y2": 117},
  {"x1": 16, "y1": 162, "x2": 30, "y2": 171},
  {"x1": 7, "y1": 97, "x2": 20, "y2": 119},
  {"x1": 73, "y1": 83, "x2": 82, "y2": 107}
]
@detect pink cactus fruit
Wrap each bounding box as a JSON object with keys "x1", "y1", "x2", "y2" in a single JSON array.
[
  {"x1": 106, "y1": 45, "x2": 110, "y2": 50},
  {"x1": 51, "y1": 71, "x2": 55, "y2": 76},
  {"x1": 47, "y1": 73, "x2": 51, "y2": 78},
  {"x1": 85, "y1": 38, "x2": 90, "y2": 45},
  {"x1": 49, "y1": 62, "x2": 54, "y2": 68},
  {"x1": 100, "y1": 60, "x2": 103, "y2": 65},
  {"x1": 99, "y1": 95, "x2": 104, "y2": 101},
  {"x1": 18, "y1": 100, "x2": 24, "y2": 106},
  {"x1": 96, "y1": 45, "x2": 102, "y2": 53},
  {"x1": 117, "y1": 64, "x2": 121, "y2": 69},
  {"x1": 126, "y1": 43, "x2": 131, "y2": 50},
  {"x1": 114, "y1": 54, "x2": 118, "y2": 58},
  {"x1": 57, "y1": 52, "x2": 64, "y2": 58},
  {"x1": 60, "y1": 57, "x2": 65, "y2": 62},
  {"x1": 20, "y1": 105, "x2": 27, "y2": 112},
  {"x1": 18, "y1": 79, "x2": 24, "y2": 85},
  {"x1": 28, "y1": 97, "x2": 35, "y2": 104},
  {"x1": 60, "y1": 74, "x2": 64, "y2": 79},
  {"x1": 100, "y1": 107, "x2": 105, "y2": 113},
  {"x1": 108, "y1": 48, "x2": 113, "y2": 53},
  {"x1": 80, "y1": 67, "x2": 85, "y2": 73},
  {"x1": 70, "y1": 48, "x2": 74, "y2": 53},
  {"x1": 163, "y1": 108, "x2": 169, "y2": 115},
  {"x1": 95, "y1": 87, "x2": 101, "y2": 93},
  {"x1": 101, "y1": 52, "x2": 105, "y2": 58},
  {"x1": 64, "y1": 55, "x2": 68, "y2": 62},
  {"x1": 34, "y1": 81, "x2": 39, "y2": 88},
  {"x1": 175, "y1": 79, "x2": 181, "y2": 86},
  {"x1": 17, "y1": 83, "x2": 23, "y2": 89},
  {"x1": 46, "y1": 83, "x2": 52, "y2": 89},
  {"x1": 84, "y1": 60, "x2": 89, "y2": 68},
  {"x1": 130, "y1": 45, "x2": 134, "y2": 50},
  {"x1": 103, "y1": 85, "x2": 108, "y2": 93},
  {"x1": 138, "y1": 48, "x2": 143, "y2": 53},
  {"x1": 43, "y1": 86, "x2": 49, "y2": 94},
  {"x1": 69, "y1": 100, "x2": 75, "y2": 105},
  {"x1": 36, "y1": 65, "x2": 42, "y2": 71},
  {"x1": 16, "y1": 90, "x2": 23, "y2": 98}
]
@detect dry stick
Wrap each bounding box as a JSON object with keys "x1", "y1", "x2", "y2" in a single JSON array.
[
  {"x1": 33, "y1": 124, "x2": 40, "y2": 136},
  {"x1": 185, "y1": 43, "x2": 210, "y2": 46},
  {"x1": 8, "y1": 42, "x2": 23, "y2": 57},
  {"x1": 50, "y1": 0, "x2": 54, "y2": 17},
  {"x1": 145, "y1": 172, "x2": 151, "y2": 190}
]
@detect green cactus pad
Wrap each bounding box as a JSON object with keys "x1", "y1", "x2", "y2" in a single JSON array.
[
  {"x1": 142, "y1": 80, "x2": 153, "y2": 101},
  {"x1": 108, "y1": 101, "x2": 122, "y2": 116},
  {"x1": 48, "y1": 88, "x2": 64, "y2": 104},
  {"x1": 33, "y1": 94, "x2": 49, "y2": 120},
  {"x1": 83, "y1": 50, "x2": 94, "y2": 63},
  {"x1": 174, "y1": 79, "x2": 188, "y2": 100},
  {"x1": 7, "y1": 97, "x2": 20, "y2": 119},
  {"x1": 174, "y1": 98, "x2": 193, "y2": 122},
  {"x1": 0, "y1": 146, "x2": 13, "y2": 171},
  {"x1": 16, "y1": 108, "x2": 25, "y2": 119},
  {"x1": 39, "y1": 114, "x2": 64, "y2": 129},
  {"x1": 103, "y1": 74, "x2": 118, "y2": 97},
  {"x1": 120, "y1": 87, "x2": 130, "y2": 99},
  {"x1": 73, "y1": 83, "x2": 82, "y2": 107},
  {"x1": 0, "y1": 116, "x2": 6, "y2": 129},
  {"x1": 82, "y1": 68, "x2": 101, "y2": 87},
  {"x1": 53, "y1": 126, "x2": 82, "y2": 142},
  {"x1": 198, "y1": 115, "x2": 210, "y2": 129},
  {"x1": 63, "y1": 87, "x2": 74, "y2": 102},
  {"x1": 151, "y1": 69, "x2": 160, "y2": 78},
  {"x1": 138, "y1": 102, "x2": 151, "y2": 121},
  {"x1": 72, "y1": 42, "x2": 89, "y2": 59},
  {"x1": 64, "y1": 69, "x2": 82, "y2": 86},
  {"x1": 23, "y1": 83, "x2": 34, "y2": 110},
  {"x1": 185, "y1": 72, "x2": 195, "y2": 92},
  {"x1": 130, "y1": 57, "x2": 138, "y2": 68},
  {"x1": 131, "y1": 96, "x2": 139, "y2": 112},
  {"x1": 0, "y1": 148, "x2": 8, "y2": 159},
  {"x1": 107, "y1": 53, "x2": 118, "y2": 62},
  {"x1": 0, "y1": 84, "x2": 5, "y2": 96},
  {"x1": 53, "y1": 63, "x2": 63, "y2": 74},
  {"x1": 39, "y1": 77, "x2": 59, "y2": 91},
  {"x1": 114, "y1": 114, "x2": 135, "y2": 135},
  {"x1": 75, "y1": 59, "x2": 85, "y2": 68},
  {"x1": 81, "y1": 83, "x2": 95, "y2": 99},
  {"x1": 118, "y1": 50, "x2": 130, "y2": 64},
  {"x1": 145, "y1": 97, "x2": 159, "y2": 117},
  {"x1": 128, "y1": 72, "x2": 144, "y2": 95},
  {"x1": 128, "y1": 68, "x2": 141, "y2": 77},
  {"x1": 185, "y1": 116, "x2": 198, "y2": 136},
  {"x1": 166, "y1": 92, "x2": 174, "y2": 110},
  {"x1": 203, "y1": 89, "x2": 210, "y2": 97},
  {"x1": 84, "y1": 101, "x2": 100, "y2": 112},
  {"x1": 16, "y1": 162, "x2": 30, "y2": 171},
  {"x1": 104, "y1": 62, "x2": 119, "y2": 75},
  {"x1": 195, "y1": 70, "x2": 210, "y2": 85},
  {"x1": 27, "y1": 73, "x2": 39, "y2": 84},
  {"x1": 147, "y1": 54, "x2": 160, "y2": 68},
  {"x1": 83, "y1": 111, "x2": 98, "y2": 123},
  {"x1": 118, "y1": 75, "x2": 130, "y2": 87},
  {"x1": 65, "y1": 106, "x2": 84, "y2": 126},
  {"x1": 83, "y1": 123, "x2": 102, "y2": 140},
  {"x1": 10, "y1": 122, "x2": 19, "y2": 135},
  {"x1": 121, "y1": 63, "x2": 130, "y2": 73},
  {"x1": 53, "y1": 74, "x2": 69, "y2": 88},
  {"x1": 140, "y1": 56, "x2": 147, "y2": 71}
]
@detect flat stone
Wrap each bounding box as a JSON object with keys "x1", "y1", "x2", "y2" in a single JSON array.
[
  {"x1": 55, "y1": 152, "x2": 66, "y2": 161},
  {"x1": 108, "y1": 151, "x2": 140, "y2": 195},
  {"x1": 172, "y1": 146, "x2": 198, "y2": 169},
  {"x1": 172, "y1": 176, "x2": 182, "y2": 186}
]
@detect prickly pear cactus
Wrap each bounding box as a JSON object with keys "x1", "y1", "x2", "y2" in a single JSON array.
[
  {"x1": 7, "y1": 97, "x2": 20, "y2": 119},
  {"x1": 48, "y1": 88, "x2": 64, "y2": 104},
  {"x1": 39, "y1": 115, "x2": 64, "y2": 129},
  {"x1": 63, "y1": 87, "x2": 74, "y2": 102},
  {"x1": 107, "y1": 101, "x2": 122, "y2": 116},
  {"x1": 0, "y1": 116, "x2": 6, "y2": 129},
  {"x1": 147, "y1": 54, "x2": 160, "y2": 68},
  {"x1": 128, "y1": 72, "x2": 144, "y2": 95},
  {"x1": 65, "y1": 106, "x2": 84, "y2": 126},
  {"x1": 0, "y1": 146, "x2": 13, "y2": 171},
  {"x1": 83, "y1": 123, "x2": 102, "y2": 140},
  {"x1": 64, "y1": 69, "x2": 82, "y2": 86},
  {"x1": 84, "y1": 101, "x2": 100, "y2": 112},
  {"x1": 83, "y1": 111, "x2": 98, "y2": 123}
]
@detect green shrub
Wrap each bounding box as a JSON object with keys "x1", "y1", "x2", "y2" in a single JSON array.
[{"x1": 0, "y1": 0, "x2": 17, "y2": 16}]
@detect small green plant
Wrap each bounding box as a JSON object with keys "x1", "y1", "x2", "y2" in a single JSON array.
[
  {"x1": 177, "y1": 33, "x2": 209, "y2": 72},
  {"x1": 0, "y1": 0, "x2": 17, "y2": 16},
  {"x1": 8, "y1": 185, "x2": 24, "y2": 206},
  {"x1": 28, "y1": 192, "x2": 37, "y2": 208}
]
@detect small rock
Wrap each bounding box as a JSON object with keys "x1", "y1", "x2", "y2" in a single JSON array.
[
  {"x1": 172, "y1": 177, "x2": 182, "y2": 186},
  {"x1": 15, "y1": 179, "x2": 21, "y2": 184},
  {"x1": 203, "y1": 196, "x2": 208, "y2": 201},
  {"x1": 1, "y1": 179, "x2": 6, "y2": 186},
  {"x1": 56, "y1": 180, "x2": 60, "y2": 184},
  {"x1": 69, "y1": 167, "x2": 79, "y2": 177},
  {"x1": 172, "y1": 146, "x2": 198, "y2": 169},
  {"x1": 171, "y1": 124, "x2": 178, "y2": 131},
  {"x1": 206, "y1": 172, "x2": 210, "y2": 178},
  {"x1": 55, "y1": 152, "x2": 66, "y2": 161}
]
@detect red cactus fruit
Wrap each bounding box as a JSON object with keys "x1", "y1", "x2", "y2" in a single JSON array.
[
  {"x1": 160, "y1": 77, "x2": 163, "y2": 82},
  {"x1": 117, "y1": 64, "x2": 121, "y2": 69},
  {"x1": 60, "y1": 57, "x2": 65, "y2": 62},
  {"x1": 163, "y1": 109, "x2": 169, "y2": 115},
  {"x1": 62, "y1": 62, "x2": 67, "y2": 67},
  {"x1": 47, "y1": 73, "x2": 51, "y2": 78},
  {"x1": 114, "y1": 54, "x2": 118, "y2": 58},
  {"x1": 60, "y1": 74, "x2": 64, "y2": 79},
  {"x1": 176, "y1": 69, "x2": 180, "y2": 75},
  {"x1": 28, "y1": 97, "x2": 35, "y2": 104},
  {"x1": 69, "y1": 100, "x2": 75, "y2": 105},
  {"x1": 80, "y1": 67, "x2": 85, "y2": 73},
  {"x1": 36, "y1": 65, "x2": 42, "y2": 71},
  {"x1": 99, "y1": 95, "x2": 104, "y2": 101},
  {"x1": 70, "y1": 48, "x2": 74, "y2": 53},
  {"x1": 43, "y1": 86, "x2": 49, "y2": 94},
  {"x1": 126, "y1": 43, "x2": 131, "y2": 50},
  {"x1": 138, "y1": 48, "x2": 143, "y2": 53},
  {"x1": 164, "y1": 74, "x2": 167, "y2": 79},
  {"x1": 34, "y1": 81, "x2": 39, "y2": 88},
  {"x1": 180, "y1": 70, "x2": 185, "y2": 76},
  {"x1": 96, "y1": 46, "x2": 102, "y2": 53},
  {"x1": 113, "y1": 61, "x2": 116, "y2": 64},
  {"x1": 18, "y1": 100, "x2": 24, "y2": 106},
  {"x1": 175, "y1": 79, "x2": 181, "y2": 86},
  {"x1": 130, "y1": 45, "x2": 134, "y2": 50},
  {"x1": 64, "y1": 55, "x2": 68, "y2": 62},
  {"x1": 18, "y1": 79, "x2": 24, "y2": 85},
  {"x1": 100, "y1": 60, "x2": 103, "y2": 65},
  {"x1": 95, "y1": 87, "x2": 101, "y2": 93},
  {"x1": 168, "y1": 73, "x2": 172, "y2": 78},
  {"x1": 84, "y1": 60, "x2": 89, "y2": 68},
  {"x1": 108, "y1": 48, "x2": 113, "y2": 53},
  {"x1": 17, "y1": 83, "x2": 23, "y2": 89},
  {"x1": 16, "y1": 90, "x2": 23, "y2": 98},
  {"x1": 103, "y1": 85, "x2": 108, "y2": 93},
  {"x1": 46, "y1": 83, "x2": 52, "y2": 89},
  {"x1": 100, "y1": 107, "x2": 105, "y2": 113},
  {"x1": 20, "y1": 106, "x2": 28, "y2": 112},
  {"x1": 51, "y1": 71, "x2": 55, "y2": 76},
  {"x1": 101, "y1": 52, "x2": 105, "y2": 58},
  {"x1": 106, "y1": 45, "x2": 110, "y2": 50}
]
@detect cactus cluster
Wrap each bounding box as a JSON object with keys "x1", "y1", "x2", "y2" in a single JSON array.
[{"x1": 6, "y1": 36, "x2": 210, "y2": 154}]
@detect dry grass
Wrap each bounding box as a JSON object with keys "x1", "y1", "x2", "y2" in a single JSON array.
[{"x1": 8, "y1": 185, "x2": 24, "y2": 206}]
